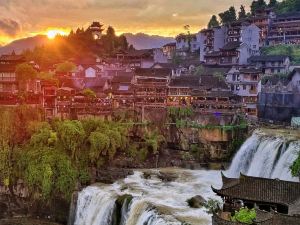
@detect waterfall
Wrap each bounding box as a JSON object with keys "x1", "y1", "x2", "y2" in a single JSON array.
[
  {"x1": 73, "y1": 169, "x2": 222, "y2": 225},
  {"x1": 227, "y1": 130, "x2": 300, "y2": 181}
]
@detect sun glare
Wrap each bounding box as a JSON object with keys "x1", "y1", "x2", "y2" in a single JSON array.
[{"x1": 47, "y1": 30, "x2": 67, "y2": 39}]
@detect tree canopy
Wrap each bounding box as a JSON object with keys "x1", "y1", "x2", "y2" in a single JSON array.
[
  {"x1": 208, "y1": 15, "x2": 220, "y2": 28},
  {"x1": 219, "y1": 6, "x2": 237, "y2": 25}
]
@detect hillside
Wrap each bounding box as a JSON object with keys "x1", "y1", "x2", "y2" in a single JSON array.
[
  {"x1": 0, "y1": 35, "x2": 49, "y2": 55},
  {"x1": 123, "y1": 33, "x2": 175, "y2": 49}
]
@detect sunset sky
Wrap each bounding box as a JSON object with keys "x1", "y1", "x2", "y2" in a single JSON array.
[{"x1": 0, "y1": 0, "x2": 254, "y2": 45}]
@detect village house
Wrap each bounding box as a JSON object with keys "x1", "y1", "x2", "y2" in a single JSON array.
[
  {"x1": 212, "y1": 173, "x2": 300, "y2": 225},
  {"x1": 268, "y1": 12, "x2": 300, "y2": 45},
  {"x1": 162, "y1": 42, "x2": 176, "y2": 59},
  {"x1": 111, "y1": 72, "x2": 134, "y2": 109},
  {"x1": 133, "y1": 68, "x2": 171, "y2": 108},
  {"x1": 226, "y1": 67, "x2": 261, "y2": 117},
  {"x1": 116, "y1": 49, "x2": 154, "y2": 69},
  {"x1": 248, "y1": 55, "x2": 291, "y2": 75},
  {"x1": 198, "y1": 26, "x2": 227, "y2": 62},
  {"x1": 204, "y1": 42, "x2": 258, "y2": 67}
]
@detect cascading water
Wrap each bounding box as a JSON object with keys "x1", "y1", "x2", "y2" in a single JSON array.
[
  {"x1": 227, "y1": 129, "x2": 300, "y2": 181},
  {"x1": 73, "y1": 129, "x2": 300, "y2": 225},
  {"x1": 74, "y1": 169, "x2": 222, "y2": 225}
]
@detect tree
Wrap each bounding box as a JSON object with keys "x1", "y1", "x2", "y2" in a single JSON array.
[
  {"x1": 208, "y1": 15, "x2": 220, "y2": 28},
  {"x1": 250, "y1": 0, "x2": 267, "y2": 15},
  {"x1": 57, "y1": 120, "x2": 86, "y2": 159},
  {"x1": 15, "y1": 63, "x2": 38, "y2": 92},
  {"x1": 238, "y1": 5, "x2": 247, "y2": 20},
  {"x1": 82, "y1": 88, "x2": 96, "y2": 100},
  {"x1": 55, "y1": 61, "x2": 76, "y2": 73},
  {"x1": 193, "y1": 65, "x2": 205, "y2": 76},
  {"x1": 183, "y1": 25, "x2": 192, "y2": 53},
  {"x1": 268, "y1": 0, "x2": 277, "y2": 7},
  {"x1": 219, "y1": 6, "x2": 237, "y2": 25},
  {"x1": 291, "y1": 154, "x2": 300, "y2": 180}
]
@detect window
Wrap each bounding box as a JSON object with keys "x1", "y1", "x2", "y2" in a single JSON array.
[
  {"x1": 243, "y1": 85, "x2": 246, "y2": 90},
  {"x1": 236, "y1": 85, "x2": 240, "y2": 90}
]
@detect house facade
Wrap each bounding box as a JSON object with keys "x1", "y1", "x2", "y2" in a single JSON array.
[{"x1": 226, "y1": 67, "x2": 261, "y2": 116}]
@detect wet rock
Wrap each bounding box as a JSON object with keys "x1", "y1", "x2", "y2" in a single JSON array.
[
  {"x1": 187, "y1": 195, "x2": 206, "y2": 208},
  {"x1": 95, "y1": 168, "x2": 133, "y2": 184},
  {"x1": 143, "y1": 171, "x2": 152, "y2": 179},
  {"x1": 157, "y1": 172, "x2": 178, "y2": 182}
]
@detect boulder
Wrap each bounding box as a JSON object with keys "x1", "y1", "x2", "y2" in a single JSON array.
[{"x1": 187, "y1": 195, "x2": 206, "y2": 208}]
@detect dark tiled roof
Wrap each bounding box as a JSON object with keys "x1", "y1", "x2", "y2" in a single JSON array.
[
  {"x1": 239, "y1": 67, "x2": 262, "y2": 74},
  {"x1": 169, "y1": 76, "x2": 200, "y2": 88},
  {"x1": 111, "y1": 72, "x2": 134, "y2": 83},
  {"x1": 221, "y1": 42, "x2": 242, "y2": 50},
  {"x1": 126, "y1": 49, "x2": 153, "y2": 57},
  {"x1": 84, "y1": 77, "x2": 108, "y2": 89},
  {"x1": 199, "y1": 75, "x2": 229, "y2": 89},
  {"x1": 249, "y1": 55, "x2": 289, "y2": 62},
  {"x1": 212, "y1": 173, "x2": 300, "y2": 206},
  {"x1": 202, "y1": 66, "x2": 230, "y2": 76},
  {"x1": 135, "y1": 68, "x2": 171, "y2": 78},
  {"x1": 0, "y1": 53, "x2": 25, "y2": 61},
  {"x1": 163, "y1": 42, "x2": 176, "y2": 47}
]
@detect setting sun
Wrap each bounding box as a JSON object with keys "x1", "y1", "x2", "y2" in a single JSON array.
[{"x1": 47, "y1": 30, "x2": 67, "y2": 39}]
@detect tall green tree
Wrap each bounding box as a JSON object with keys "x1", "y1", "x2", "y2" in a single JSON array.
[
  {"x1": 238, "y1": 5, "x2": 247, "y2": 20},
  {"x1": 268, "y1": 0, "x2": 278, "y2": 7},
  {"x1": 15, "y1": 63, "x2": 38, "y2": 93},
  {"x1": 208, "y1": 15, "x2": 220, "y2": 28},
  {"x1": 219, "y1": 6, "x2": 237, "y2": 25},
  {"x1": 250, "y1": 0, "x2": 267, "y2": 15}
]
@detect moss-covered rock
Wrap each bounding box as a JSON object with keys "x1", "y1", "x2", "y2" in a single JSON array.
[{"x1": 187, "y1": 195, "x2": 206, "y2": 208}]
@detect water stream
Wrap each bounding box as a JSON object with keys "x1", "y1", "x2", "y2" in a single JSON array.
[{"x1": 74, "y1": 129, "x2": 300, "y2": 225}]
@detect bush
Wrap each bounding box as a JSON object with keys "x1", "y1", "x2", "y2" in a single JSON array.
[{"x1": 231, "y1": 207, "x2": 256, "y2": 224}]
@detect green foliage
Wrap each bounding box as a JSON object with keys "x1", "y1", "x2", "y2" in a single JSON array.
[
  {"x1": 238, "y1": 5, "x2": 247, "y2": 20},
  {"x1": 213, "y1": 72, "x2": 224, "y2": 81},
  {"x1": 208, "y1": 15, "x2": 220, "y2": 28},
  {"x1": 275, "y1": 0, "x2": 300, "y2": 13},
  {"x1": 168, "y1": 107, "x2": 194, "y2": 119},
  {"x1": 21, "y1": 146, "x2": 77, "y2": 200},
  {"x1": 55, "y1": 61, "x2": 76, "y2": 73},
  {"x1": 261, "y1": 44, "x2": 300, "y2": 64},
  {"x1": 82, "y1": 88, "x2": 97, "y2": 99},
  {"x1": 143, "y1": 129, "x2": 165, "y2": 154},
  {"x1": 193, "y1": 65, "x2": 205, "y2": 76},
  {"x1": 290, "y1": 154, "x2": 300, "y2": 178},
  {"x1": 57, "y1": 120, "x2": 86, "y2": 159},
  {"x1": 15, "y1": 63, "x2": 38, "y2": 81},
  {"x1": 231, "y1": 207, "x2": 257, "y2": 224},
  {"x1": 250, "y1": 0, "x2": 267, "y2": 15},
  {"x1": 219, "y1": 6, "x2": 237, "y2": 25},
  {"x1": 203, "y1": 198, "x2": 221, "y2": 214}
]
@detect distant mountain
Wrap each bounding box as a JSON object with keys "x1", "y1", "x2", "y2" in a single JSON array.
[
  {"x1": 0, "y1": 35, "x2": 49, "y2": 55},
  {"x1": 123, "y1": 33, "x2": 175, "y2": 50},
  {"x1": 0, "y1": 33, "x2": 175, "y2": 55}
]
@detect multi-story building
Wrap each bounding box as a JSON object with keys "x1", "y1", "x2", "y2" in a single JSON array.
[
  {"x1": 226, "y1": 67, "x2": 261, "y2": 116},
  {"x1": 268, "y1": 12, "x2": 300, "y2": 45},
  {"x1": 204, "y1": 42, "x2": 258, "y2": 67},
  {"x1": 133, "y1": 68, "x2": 171, "y2": 107},
  {"x1": 226, "y1": 23, "x2": 260, "y2": 52},
  {"x1": 111, "y1": 72, "x2": 134, "y2": 109},
  {"x1": 248, "y1": 55, "x2": 291, "y2": 75},
  {"x1": 0, "y1": 51, "x2": 25, "y2": 93},
  {"x1": 162, "y1": 42, "x2": 176, "y2": 59},
  {"x1": 248, "y1": 8, "x2": 275, "y2": 46},
  {"x1": 198, "y1": 26, "x2": 226, "y2": 62}
]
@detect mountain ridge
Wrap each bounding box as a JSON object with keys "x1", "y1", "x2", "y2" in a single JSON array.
[{"x1": 0, "y1": 33, "x2": 175, "y2": 55}]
